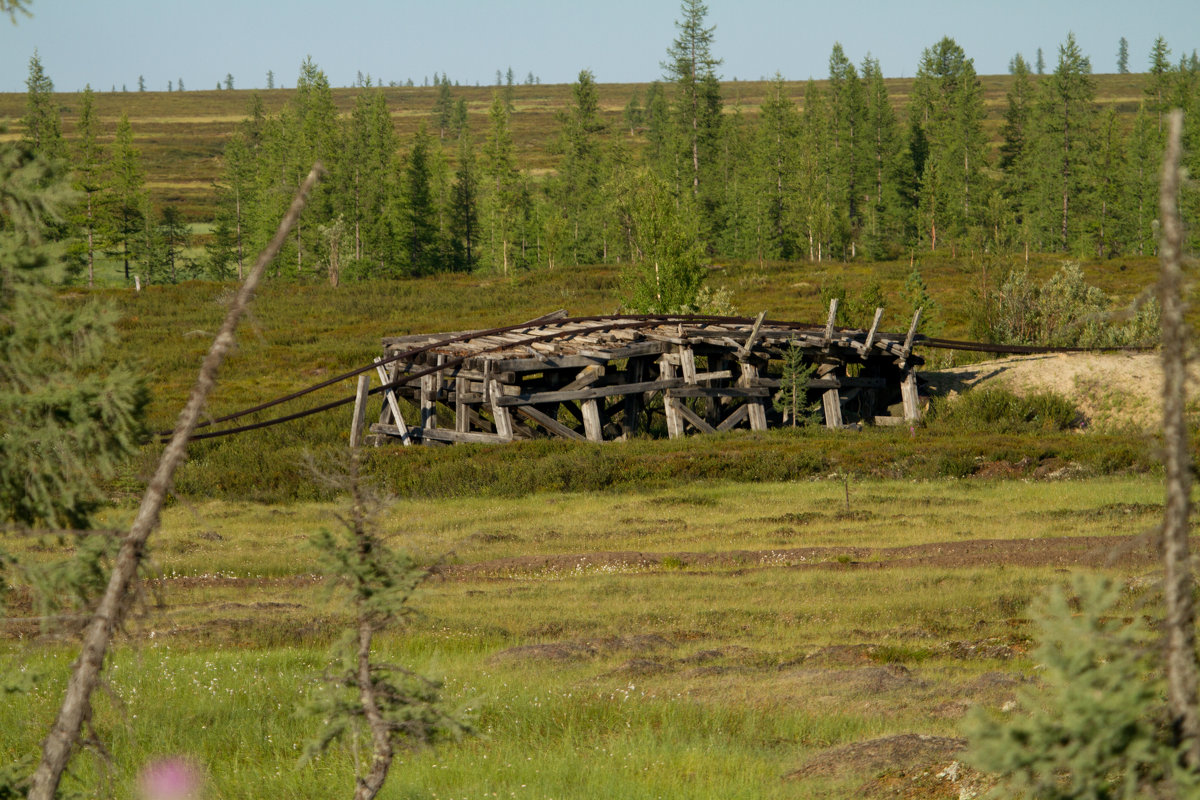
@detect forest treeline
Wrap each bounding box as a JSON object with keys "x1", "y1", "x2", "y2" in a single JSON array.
[{"x1": 14, "y1": 1, "x2": 1200, "y2": 301}]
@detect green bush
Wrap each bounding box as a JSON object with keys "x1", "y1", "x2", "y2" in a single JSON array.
[
  {"x1": 965, "y1": 576, "x2": 1192, "y2": 799},
  {"x1": 926, "y1": 388, "x2": 1080, "y2": 434}
]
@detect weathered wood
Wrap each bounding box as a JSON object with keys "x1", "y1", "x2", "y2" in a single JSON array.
[
  {"x1": 670, "y1": 398, "x2": 717, "y2": 435},
  {"x1": 822, "y1": 387, "x2": 843, "y2": 429},
  {"x1": 375, "y1": 362, "x2": 411, "y2": 446},
  {"x1": 679, "y1": 345, "x2": 698, "y2": 384},
  {"x1": 873, "y1": 415, "x2": 908, "y2": 427},
  {"x1": 752, "y1": 376, "x2": 887, "y2": 390},
  {"x1": 739, "y1": 363, "x2": 768, "y2": 431},
  {"x1": 715, "y1": 404, "x2": 750, "y2": 432},
  {"x1": 660, "y1": 355, "x2": 684, "y2": 439},
  {"x1": 900, "y1": 308, "x2": 922, "y2": 367},
  {"x1": 901, "y1": 371, "x2": 921, "y2": 421},
  {"x1": 863, "y1": 307, "x2": 883, "y2": 354},
  {"x1": 669, "y1": 386, "x2": 771, "y2": 399},
  {"x1": 372, "y1": 423, "x2": 509, "y2": 445},
  {"x1": 737, "y1": 310, "x2": 768, "y2": 359},
  {"x1": 420, "y1": 373, "x2": 437, "y2": 429},
  {"x1": 494, "y1": 378, "x2": 686, "y2": 407},
  {"x1": 581, "y1": 399, "x2": 603, "y2": 442},
  {"x1": 489, "y1": 379, "x2": 514, "y2": 442},
  {"x1": 561, "y1": 364, "x2": 604, "y2": 392},
  {"x1": 823, "y1": 299, "x2": 839, "y2": 346},
  {"x1": 515, "y1": 405, "x2": 587, "y2": 442},
  {"x1": 455, "y1": 376, "x2": 468, "y2": 434},
  {"x1": 350, "y1": 374, "x2": 370, "y2": 447}
]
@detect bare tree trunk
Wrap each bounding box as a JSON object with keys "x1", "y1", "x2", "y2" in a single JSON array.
[
  {"x1": 28, "y1": 165, "x2": 325, "y2": 800},
  {"x1": 1158, "y1": 109, "x2": 1200, "y2": 773}
]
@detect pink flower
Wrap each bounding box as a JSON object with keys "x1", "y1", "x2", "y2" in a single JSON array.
[{"x1": 137, "y1": 757, "x2": 203, "y2": 800}]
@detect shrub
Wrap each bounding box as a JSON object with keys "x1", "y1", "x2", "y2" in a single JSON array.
[
  {"x1": 965, "y1": 576, "x2": 1193, "y2": 799},
  {"x1": 926, "y1": 388, "x2": 1080, "y2": 434}
]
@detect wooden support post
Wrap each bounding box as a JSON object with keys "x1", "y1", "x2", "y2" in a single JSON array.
[
  {"x1": 822, "y1": 387, "x2": 843, "y2": 429},
  {"x1": 679, "y1": 345, "x2": 697, "y2": 384},
  {"x1": 736, "y1": 310, "x2": 768, "y2": 360},
  {"x1": 660, "y1": 355, "x2": 684, "y2": 439},
  {"x1": 489, "y1": 379, "x2": 514, "y2": 442},
  {"x1": 350, "y1": 373, "x2": 370, "y2": 448},
  {"x1": 901, "y1": 371, "x2": 921, "y2": 421},
  {"x1": 823, "y1": 298, "x2": 839, "y2": 346},
  {"x1": 623, "y1": 358, "x2": 644, "y2": 437},
  {"x1": 581, "y1": 399, "x2": 603, "y2": 442},
  {"x1": 739, "y1": 362, "x2": 768, "y2": 431},
  {"x1": 420, "y1": 372, "x2": 437, "y2": 430},
  {"x1": 670, "y1": 396, "x2": 717, "y2": 434},
  {"x1": 455, "y1": 376, "x2": 469, "y2": 433}
]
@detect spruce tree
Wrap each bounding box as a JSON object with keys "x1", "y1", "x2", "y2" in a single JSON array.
[
  {"x1": 69, "y1": 85, "x2": 106, "y2": 286},
  {"x1": 0, "y1": 140, "x2": 146, "y2": 528},
  {"x1": 449, "y1": 129, "x2": 479, "y2": 271},
  {"x1": 21, "y1": 51, "x2": 64, "y2": 163},
  {"x1": 1117, "y1": 36, "x2": 1130, "y2": 74},
  {"x1": 107, "y1": 113, "x2": 146, "y2": 282},
  {"x1": 860, "y1": 56, "x2": 904, "y2": 256},
  {"x1": 1147, "y1": 36, "x2": 1173, "y2": 132},
  {"x1": 481, "y1": 92, "x2": 521, "y2": 274},
  {"x1": 663, "y1": 0, "x2": 721, "y2": 200},
  {"x1": 826, "y1": 43, "x2": 867, "y2": 257},
  {"x1": 551, "y1": 69, "x2": 608, "y2": 265},
  {"x1": 404, "y1": 124, "x2": 439, "y2": 276},
  {"x1": 755, "y1": 75, "x2": 800, "y2": 260}
]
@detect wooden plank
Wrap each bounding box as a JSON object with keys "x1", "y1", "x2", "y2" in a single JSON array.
[
  {"x1": 715, "y1": 404, "x2": 750, "y2": 432},
  {"x1": 581, "y1": 399, "x2": 603, "y2": 442},
  {"x1": 670, "y1": 398, "x2": 717, "y2": 435},
  {"x1": 751, "y1": 376, "x2": 887, "y2": 390},
  {"x1": 350, "y1": 374, "x2": 370, "y2": 447},
  {"x1": 403, "y1": 425, "x2": 509, "y2": 445},
  {"x1": 515, "y1": 405, "x2": 587, "y2": 442},
  {"x1": 694, "y1": 370, "x2": 734, "y2": 382},
  {"x1": 873, "y1": 415, "x2": 908, "y2": 427},
  {"x1": 659, "y1": 355, "x2": 684, "y2": 439},
  {"x1": 494, "y1": 378, "x2": 686, "y2": 407},
  {"x1": 489, "y1": 379, "x2": 514, "y2": 441}
]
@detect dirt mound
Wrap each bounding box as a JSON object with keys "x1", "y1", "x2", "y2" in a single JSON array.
[
  {"x1": 784, "y1": 664, "x2": 921, "y2": 694},
  {"x1": 790, "y1": 733, "x2": 966, "y2": 779},
  {"x1": 925, "y1": 351, "x2": 1195, "y2": 431}
]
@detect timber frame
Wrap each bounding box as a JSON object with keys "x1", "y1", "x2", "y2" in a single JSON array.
[{"x1": 356, "y1": 305, "x2": 925, "y2": 447}]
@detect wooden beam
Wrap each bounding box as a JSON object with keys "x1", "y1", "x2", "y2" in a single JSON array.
[
  {"x1": 669, "y1": 386, "x2": 771, "y2": 399},
  {"x1": 679, "y1": 345, "x2": 698, "y2": 384},
  {"x1": 737, "y1": 310, "x2": 768, "y2": 359},
  {"x1": 715, "y1": 404, "x2": 750, "y2": 432},
  {"x1": 863, "y1": 307, "x2": 883, "y2": 354},
  {"x1": 489, "y1": 379, "x2": 514, "y2": 442},
  {"x1": 375, "y1": 360, "x2": 411, "y2": 446},
  {"x1": 660, "y1": 355, "x2": 684, "y2": 439},
  {"x1": 899, "y1": 307, "x2": 922, "y2": 368},
  {"x1": 671, "y1": 398, "x2": 717, "y2": 435},
  {"x1": 561, "y1": 364, "x2": 604, "y2": 392},
  {"x1": 515, "y1": 405, "x2": 587, "y2": 441},
  {"x1": 373, "y1": 424, "x2": 508, "y2": 445},
  {"x1": 350, "y1": 373, "x2": 370, "y2": 448},
  {"x1": 494, "y1": 378, "x2": 686, "y2": 407}
]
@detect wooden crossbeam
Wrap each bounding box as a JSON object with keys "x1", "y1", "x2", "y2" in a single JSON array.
[
  {"x1": 715, "y1": 404, "x2": 750, "y2": 432},
  {"x1": 515, "y1": 405, "x2": 587, "y2": 442},
  {"x1": 670, "y1": 398, "x2": 717, "y2": 435}
]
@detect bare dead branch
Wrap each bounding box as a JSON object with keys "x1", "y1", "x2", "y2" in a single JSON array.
[{"x1": 28, "y1": 165, "x2": 325, "y2": 800}]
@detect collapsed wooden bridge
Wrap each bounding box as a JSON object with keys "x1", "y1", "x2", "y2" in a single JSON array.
[{"x1": 351, "y1": 303, "x2": 925, "y2": 447}]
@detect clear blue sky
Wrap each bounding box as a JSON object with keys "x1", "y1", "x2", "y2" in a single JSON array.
[{"x1": 2, "y1": 0, "x2": 1198, "y2": 93}]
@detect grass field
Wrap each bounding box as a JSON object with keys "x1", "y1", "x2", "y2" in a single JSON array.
[{"x1": 0, "y1": 476, "x2": 1172, "y2": 798}]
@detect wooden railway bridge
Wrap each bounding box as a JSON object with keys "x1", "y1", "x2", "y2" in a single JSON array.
[{"x1": 350, "y1": 303, "x2": 925, "y2": 447}]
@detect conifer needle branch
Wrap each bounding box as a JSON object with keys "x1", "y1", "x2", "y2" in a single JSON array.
[
  {"x1": 28, "y1": 164, "x2": 325, "y2": 800},
  {"x1": 1157, "y1": 110, "x2": 1200, "y2": 773}
]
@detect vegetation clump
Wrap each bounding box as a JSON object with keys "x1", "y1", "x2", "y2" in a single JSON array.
[{"x1": 925, "y1": 388, "x2": 1079, "y2": 434}]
